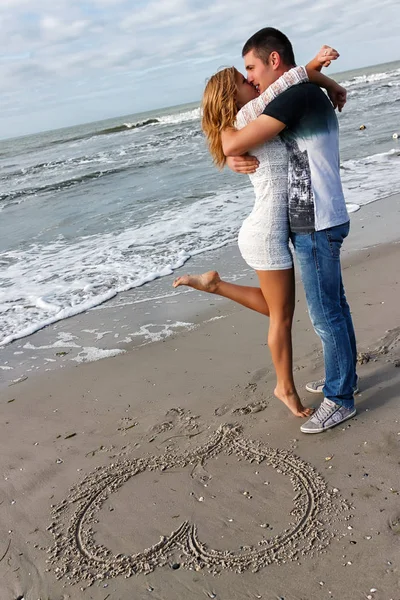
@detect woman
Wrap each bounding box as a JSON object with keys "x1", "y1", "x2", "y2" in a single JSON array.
[{"x1": 173, "y1": 48, "x2": 345, "y2": 418}]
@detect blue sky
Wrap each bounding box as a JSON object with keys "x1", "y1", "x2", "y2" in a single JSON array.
[{"x1": 1, "y1": 0, "x2": 400, "y2": 138}]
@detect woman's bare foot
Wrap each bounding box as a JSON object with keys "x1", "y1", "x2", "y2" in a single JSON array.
[
  {"x1": 274, "y1": 387, "x2": 313, "y2": 417},
  {"x1": 173, "y1": 270, "x2": 221, "y2": 293}
]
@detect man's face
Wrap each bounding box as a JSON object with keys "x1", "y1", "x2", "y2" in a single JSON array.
[{"x1": 244, "y1": 49, "x2": 278, "y2": 93}]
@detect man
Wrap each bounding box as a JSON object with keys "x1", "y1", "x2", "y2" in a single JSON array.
[{"x1": 223, "y1": 27, "x2": 358, "y2": 434}]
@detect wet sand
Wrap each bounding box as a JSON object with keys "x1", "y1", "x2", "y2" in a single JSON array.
[{"x1": 1, "y1": 203, "x2": 400, "y2": 598}]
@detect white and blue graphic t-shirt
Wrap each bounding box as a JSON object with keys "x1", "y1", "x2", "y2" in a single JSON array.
[{"x1": 263, "y1": 82, "x2": 349, "y2": 233}]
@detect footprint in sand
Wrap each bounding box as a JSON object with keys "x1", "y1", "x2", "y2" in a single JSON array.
[
  {"x1": 148, "y1": 407, "x2": 200, "y2": 441},
  {"x1": 357, "y1": 326, "x2": 400, "y2": 364},
  {"x1": 232, "y1": 400, "x2": 267, "y2": 415},
  {"x1": 214, "y1": 404, "x2": 230, "y2": 417},
  {"x1": 389, "y1": 512, "x2": 400, "y2": 534},
  {"x1": 246, "y1": 367, "x2": 270, "y2": 384}
]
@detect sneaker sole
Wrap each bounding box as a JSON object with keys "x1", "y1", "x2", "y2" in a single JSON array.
[
  {"x1": 305, "y1": 385, "x2": 359, "y2": 395},
  {"x1": 305, "y1": 384, "x2": 325, "y2": 394},
  {"x1": 300, "y1": 408, "x2": 357, "y2": 434}
]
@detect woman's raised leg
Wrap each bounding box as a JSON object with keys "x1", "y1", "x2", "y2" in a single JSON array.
[
  {"x1": 256, "y1": 268, "x2": 312, "y2": 417},
  {"x1": 173, "y1": 270, "x2": 269, "y2": 316}
]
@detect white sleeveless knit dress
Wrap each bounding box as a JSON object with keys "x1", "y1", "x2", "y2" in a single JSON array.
[{"x1": 235, "y1": 66, "x2": 308, "y2": 270}]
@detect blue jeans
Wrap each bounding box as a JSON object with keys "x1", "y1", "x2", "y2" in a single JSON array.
[{"x1": 291, "y1": 222, "x2": 357, "y2": 409}]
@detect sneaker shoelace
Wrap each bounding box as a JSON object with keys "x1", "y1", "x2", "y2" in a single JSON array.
[{"x1": 313, "y1": 400, "x2": 335, "y2": 421}]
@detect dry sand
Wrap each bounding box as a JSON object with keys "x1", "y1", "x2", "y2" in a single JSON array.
[{"x1": 1, "y1": 223, "x2": 400, "y2": 599}]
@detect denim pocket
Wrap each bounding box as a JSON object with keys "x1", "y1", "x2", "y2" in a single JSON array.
[{"x1": 325, "y1": 222, "x2": 350, "y2": 259}]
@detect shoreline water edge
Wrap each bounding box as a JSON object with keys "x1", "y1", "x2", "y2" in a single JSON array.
[{"x1": 0, "y1": 192, "x2": 399, "y2": 389}]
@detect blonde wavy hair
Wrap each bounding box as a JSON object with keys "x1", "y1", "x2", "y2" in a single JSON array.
[{"x1": 202, "y1": 67, "x2": 239, "y2": 168}]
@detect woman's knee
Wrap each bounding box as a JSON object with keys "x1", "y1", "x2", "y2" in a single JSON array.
[
  {"x1": 269, "y1": 308, "x2": 294, "y2": 328},
  {"x1": 268, "y1": 316, "x2": 293, "y2": 343}
]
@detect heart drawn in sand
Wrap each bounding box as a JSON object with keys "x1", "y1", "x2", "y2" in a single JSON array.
[{"x1": 47, "y1": 425, "x2": 349, "y2": 587}]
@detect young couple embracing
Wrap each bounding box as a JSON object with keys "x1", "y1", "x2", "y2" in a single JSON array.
[{"x1": 174, "y1": 28, "x2": 358, "y2": 435}]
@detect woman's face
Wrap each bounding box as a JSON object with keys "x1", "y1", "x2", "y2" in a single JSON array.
[{"x1": 235, "y1": 71, "x2": 259, "y2": 109}]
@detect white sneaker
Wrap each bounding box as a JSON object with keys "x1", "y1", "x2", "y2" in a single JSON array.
[
  {"x1": 300, "y1": 398, "x2": 356, "y2": 434},
  {"x1": 305, "y1": 378, "x2": 359, "y2": 395}
]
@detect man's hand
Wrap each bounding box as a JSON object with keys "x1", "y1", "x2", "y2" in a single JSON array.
[
  {"x1": 327, "y1": 82, "x2": 347, "y2": 112},
  {"x1": 315, "y1": 45, "x2": 339, "y2": 68},
  {"x1": 226, "y1": 154, "x2": 259, "y2": 174}
]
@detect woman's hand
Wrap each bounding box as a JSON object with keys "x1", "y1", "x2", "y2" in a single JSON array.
[
  {"x1": 306, "y1": 46, "x2": 340, "y2": 73},
  {"x1": 315, "y1": 45, "x2": 340, "y2": 68},
  {"x1": 326, "y1": 81, "x2": 347, "y2": 112},
  {"x1": 306, "y1": 52, "x2": 348, "y2": 112}
]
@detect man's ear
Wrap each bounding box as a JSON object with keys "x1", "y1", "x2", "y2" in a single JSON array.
[{"x1": 269, "y1": 51, "x2": 281, "y2": 70}]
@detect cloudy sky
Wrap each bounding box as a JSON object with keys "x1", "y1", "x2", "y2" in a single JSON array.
[{"x1": 1, "y1": 0, "x2": 400, "y2": 138}]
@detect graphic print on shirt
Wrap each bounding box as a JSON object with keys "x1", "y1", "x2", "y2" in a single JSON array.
[{"x1": 284, "y1": 138, "x2": 315, "y2": 232}]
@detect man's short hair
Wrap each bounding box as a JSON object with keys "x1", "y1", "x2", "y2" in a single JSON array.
[{"x1": 242, "y1": 27, "x2": 296, "y2": 67}]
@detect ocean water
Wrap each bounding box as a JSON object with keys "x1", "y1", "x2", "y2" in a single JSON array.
[{"x1": 1, "y1": 60, "x2": 400, "y2": 351}]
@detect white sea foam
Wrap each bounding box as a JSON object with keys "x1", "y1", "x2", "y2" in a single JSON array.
[
  {"x1": 0, "y1": 290, "x2": 118, "y2": 347},
  {"x1": 131, "y1": 321, "x2": 195, "y2": 344},
  {"x1": 36, "y1": 297, "x2": 61, "y2": 312},
  {"x1": 340, "y1": 68, "x2": 400, "y2": 89},
  {"x1": 71, "y1": 347, "x2": 126, "y2": 363},
  {"x1": 0, "y1": 186, "x2": 250, "y2": 346},
  {"x1": 205, "y1": 315, "x2": 227, "y2": 322},
  {"x1": 158, "y1": 107, "x2": 201, "y2": 125},
  {"x1": 346, "y1": 203, "x2": 361, "y2": 213},
  {"x1": 23, "y1": 332, "x2": 80, "y2": 350},
  {"x1": 341, "y1": 149, "x2": 400, "y2": 205}
]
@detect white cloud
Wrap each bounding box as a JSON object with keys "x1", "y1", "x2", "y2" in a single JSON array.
[
  {"x1": 39, "y1": 16, "x2": 90, "y2": 43},
  {"x1": 0, "y1": 0, "x2": 399, "y2": 137}
]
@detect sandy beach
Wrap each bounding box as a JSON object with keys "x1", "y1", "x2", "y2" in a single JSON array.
[{"x1": 1, "y1": 196, "x2": 400, "y2": 599}]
